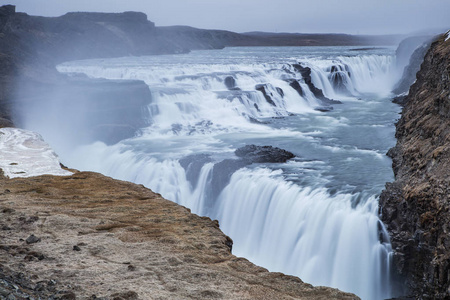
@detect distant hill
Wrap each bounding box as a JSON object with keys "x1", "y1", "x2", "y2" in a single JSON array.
[{"x1": 240, "y1": 32, "x2": 405, "y2": 46}]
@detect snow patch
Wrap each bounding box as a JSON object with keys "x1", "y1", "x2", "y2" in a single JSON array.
[
  {"x1": 445, "y1": 29, "x2": 450, "y2": 42},
  {"x1": 0, "y1": 128, "x2": 72, "y2": 178}
]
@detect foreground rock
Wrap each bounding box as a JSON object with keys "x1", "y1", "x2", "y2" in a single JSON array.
[
  {"x1": 0, "y1": 171, "x2": 358, "y2": 299},
  {"x1": 379, "y1": 33, "x2": 450, "y2": 298}
]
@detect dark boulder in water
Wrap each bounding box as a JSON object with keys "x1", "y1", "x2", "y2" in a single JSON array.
[
  {"x1": 224, "y1": 76, "x2": 240, "y2": 90},
  {"x1": 235, "y1": 144, "x2": 295, "y2": 163},
  {"x1": 314, "y1": 106, "x2": 334, "y2": 112}
]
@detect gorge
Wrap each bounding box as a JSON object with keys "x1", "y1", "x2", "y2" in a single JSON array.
[{"x1": 1, "y1": 5, "x2": 449, "y2": 299}]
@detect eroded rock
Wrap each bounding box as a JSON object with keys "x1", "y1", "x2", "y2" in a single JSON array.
[{"x1": 380, "y1": 33, "x2": 450, "y2": 298}]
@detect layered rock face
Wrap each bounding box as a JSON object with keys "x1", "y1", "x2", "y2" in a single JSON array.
[{"x1": 379, "y1": 33, "x2": 450, "y2": 298}]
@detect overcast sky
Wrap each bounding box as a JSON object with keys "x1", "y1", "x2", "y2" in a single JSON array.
[{"x1": 5, "y1": 0, "x2": 450, "y2": 35}]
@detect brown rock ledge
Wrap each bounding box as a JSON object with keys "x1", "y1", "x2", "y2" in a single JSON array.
[{"x1": 0, "y1": 171, "x2": 358, "y2": 299}]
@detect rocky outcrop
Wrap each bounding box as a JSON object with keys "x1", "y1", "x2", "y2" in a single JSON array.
[
  {"x1": 293, "y1": 64, "x2": 341, "y2": 104},
  {"x1": 255, "y1": 83, "x2": 280, "y2": 106},
  {"x1": 329, "y1": 65, "x2": 351, "y2": 94},
  {"x1": 0, "y1": 171, "x2": 358, "y2": 299},
  {"x1": 379, "y1": 33, "x2": 450, "y2": 298},
  {"x1": 181, "y1": 145, "x2": 295, "y2": 201},
  {"x1": 235, "y1": 144, "x2": 295, "y2": 163}
]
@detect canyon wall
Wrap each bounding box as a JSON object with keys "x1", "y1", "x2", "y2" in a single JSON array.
[{"x1": 380, "y1": 32, "x2": 450, "y2": 298}]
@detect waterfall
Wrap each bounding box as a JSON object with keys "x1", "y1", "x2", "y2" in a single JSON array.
[
  {"x1": 214, "y1": 168, "x2": 392, "y2": 300},
  {"x1": 34, "y1": 46, "x2": 402, "y2": 299}
]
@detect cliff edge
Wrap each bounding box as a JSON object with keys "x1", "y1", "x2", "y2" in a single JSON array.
[{"x1": 380, "y1": 32, "x2": 450, "y2": 298}]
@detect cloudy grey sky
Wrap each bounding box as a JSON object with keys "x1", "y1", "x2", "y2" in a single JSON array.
[{"x1": 5, "y1": 0, "x2": 450, "y2": 35}]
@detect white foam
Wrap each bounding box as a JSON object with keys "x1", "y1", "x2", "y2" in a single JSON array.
[{"x1": 0, "y1": 128, "x2": 72, "y2": 178}]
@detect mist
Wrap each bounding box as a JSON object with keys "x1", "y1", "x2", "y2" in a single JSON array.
[{"x1": 7, "y1": 0, "x2": 450, "y2": 35}]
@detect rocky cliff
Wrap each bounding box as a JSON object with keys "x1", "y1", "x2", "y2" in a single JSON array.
[{"x1": 379, "y1": 32, "x2": 450, "y2": 298}]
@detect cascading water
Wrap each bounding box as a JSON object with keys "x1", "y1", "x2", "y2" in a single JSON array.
[{"x1": 28, "y1": 46, "x2": 403, "y2": 299}]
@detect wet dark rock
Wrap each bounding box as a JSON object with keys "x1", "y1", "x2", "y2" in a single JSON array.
[
  {"x1": 235, "y1": 145, "x2": 295, "y2": 163},
  {"x1": 287, "y1": 79, "x2": 305, "y2": 97},
  {"x1": 179, "y1": 154, "x2": 213, "y2": 188},
  {"x1": 202, "y1": 143, "x2": 292, "y2": 202},
  {"x1": 291, "y1": 64, "x2": 341, "y2": 105},
  {"x1": 25, "y1": 235, "x2": 40, "y2": 244},
  {"x1": 248, "y1": 116, "x2": 269, "y2": 124},
  {"x1": 73, "y1": 245, "x2": 81, "y2": 251},
  {"x1": 255, "y1": 84, "x2": 277, "y2": 106},
  {"x1": 392, "y1": 95, "x2": 407, "y2": 106},
  {"x1": 314, "y1": 106, "x2": 334, "y2": 112},
  {"x1": 329, "y1": 65, "x2": 351, "y2": 94},
  {"x1": 224, "y1": 76, "x2": 239, "y2": 90},
  {"x1": 276, "y1": 87, "x2": 284, "y2": 97},
  {"x1": 210, "y1": 159, "x2": 251, "y2": 200}
]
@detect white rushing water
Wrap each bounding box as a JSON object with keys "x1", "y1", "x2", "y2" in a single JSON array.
[{"x1": 29, "y1": 46, "x2": 403, "y2": 299}]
